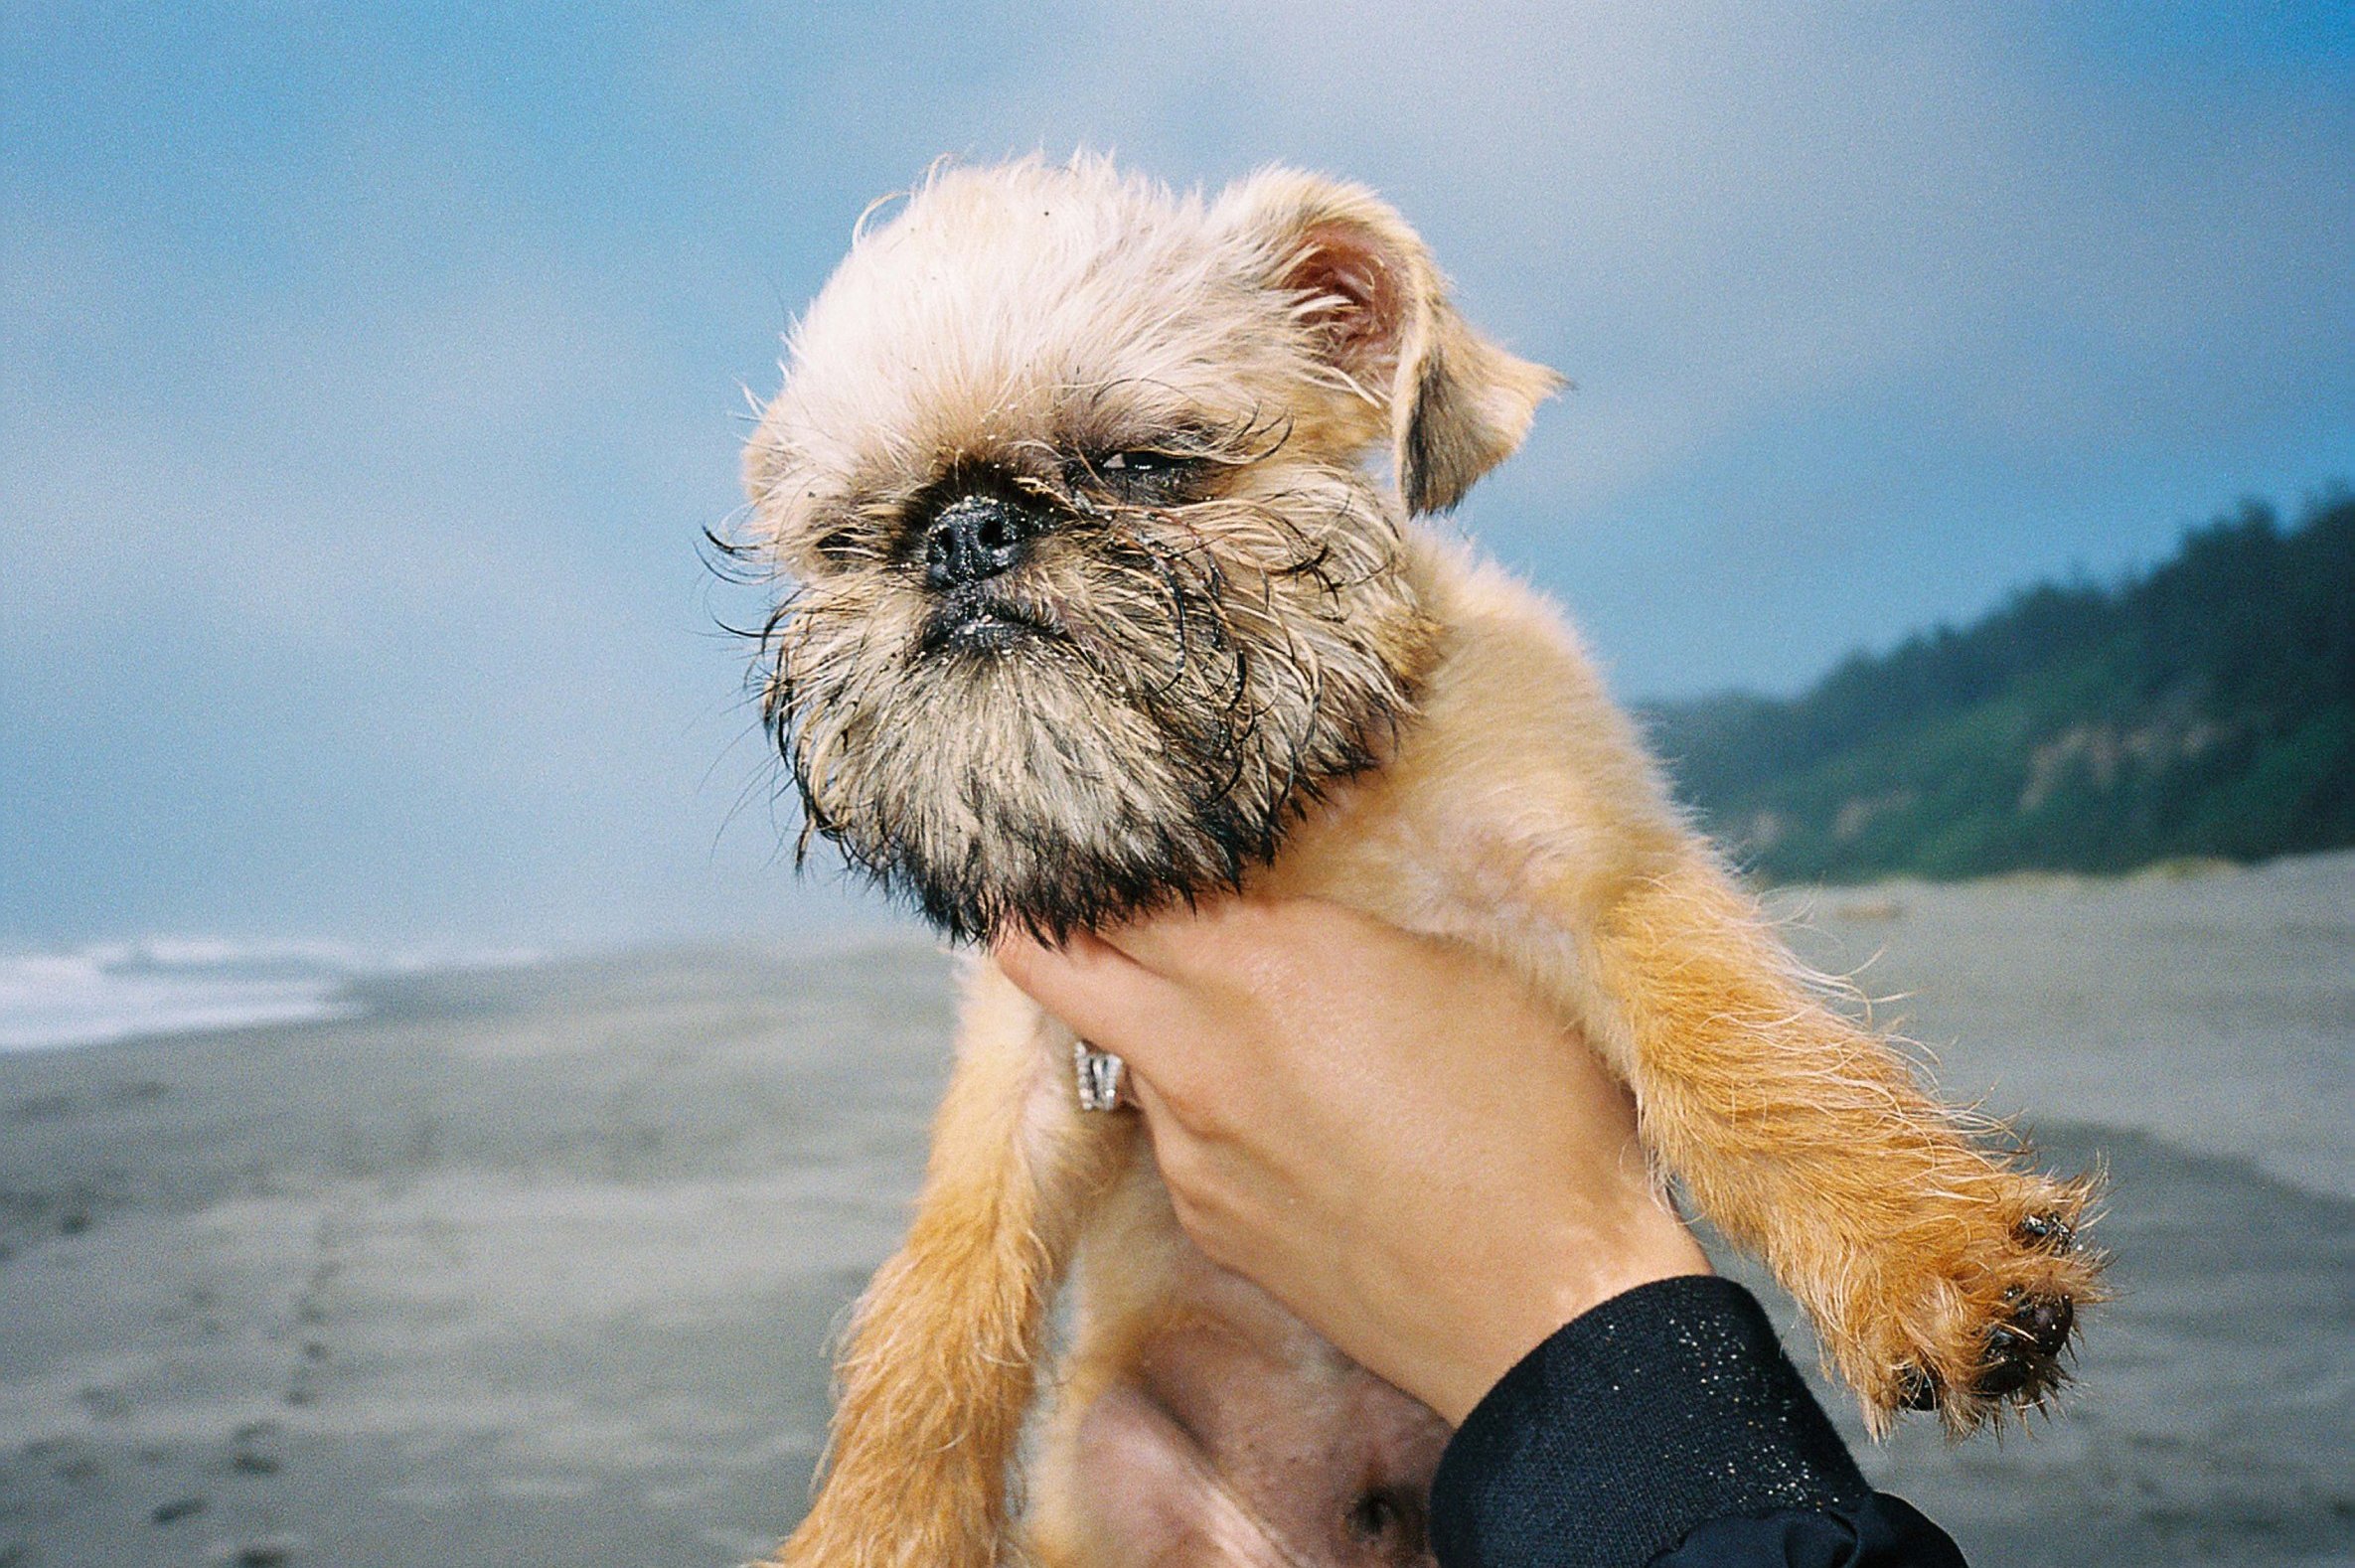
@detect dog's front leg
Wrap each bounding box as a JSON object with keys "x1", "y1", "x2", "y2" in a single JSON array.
[
  {"x1": 766, "y1": 958, "x2": 1132, "y2": 1568},
  {"x1": 1573, "y1": 850, "x2": 2103, "y2": 1434}
]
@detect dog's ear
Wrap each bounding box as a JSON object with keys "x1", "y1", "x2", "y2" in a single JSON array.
[{"x1": 1215, "y1": 169, "x2": 1563, "y2": 514}]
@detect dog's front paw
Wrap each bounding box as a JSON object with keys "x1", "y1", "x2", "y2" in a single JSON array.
[{"x1": 1836, "y1": 1175, "x2": 2103, "y2": 1434}]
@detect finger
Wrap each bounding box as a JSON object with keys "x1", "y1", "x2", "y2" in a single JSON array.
[
  {"x1": 1123, "y1": 1065, "x2": 1172, "y2": 1131},
  {"x1": 1100, "y1": 894, "x2": 1285, "y2": 980},
  {"x1": 1121, "y1": 1062, "x2": 1228, "y2": 1136},
  {"x1": 1089, "y1": 901, "x2": 1212, "y2": 976},
  {"x1": 994, "y1": 927, "x2": 1181, "y2": 1059},
  {"x1": 1122, "y1": 1071, "x2": 1207, "y2": 1198}
]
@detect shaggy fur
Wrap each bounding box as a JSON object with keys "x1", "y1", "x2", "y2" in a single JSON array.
[{"x1": 737, "y1": 155, "x2": 2102, "y2": 1568}]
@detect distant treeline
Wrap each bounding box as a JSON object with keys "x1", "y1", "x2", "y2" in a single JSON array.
[{"x1": 1645, "y1": 488, "x2": 2355, "y2": 882}]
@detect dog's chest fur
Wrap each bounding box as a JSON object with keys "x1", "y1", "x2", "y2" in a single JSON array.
[{"x1": 1259, "y1": 535, "x2": 1679, "y2": 1046}]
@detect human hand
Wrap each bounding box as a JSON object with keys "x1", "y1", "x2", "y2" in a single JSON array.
[{"x1": 997, "y1": 897, "x2": 1708, "y2": 1424}]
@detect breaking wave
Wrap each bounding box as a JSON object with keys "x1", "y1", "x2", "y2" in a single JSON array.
[{"x1": 0, "y1": 938, "x2": 542, "y2": 1052}]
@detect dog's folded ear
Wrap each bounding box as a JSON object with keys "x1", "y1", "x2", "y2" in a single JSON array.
[{"x1": 1215, "y1": 169, "x2": 1564, "y2": 515}]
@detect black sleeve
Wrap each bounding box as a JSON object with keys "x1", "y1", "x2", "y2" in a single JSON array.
[{"x1": 1427, "y1": 1275, "x2": 1965, "y2": 1568}]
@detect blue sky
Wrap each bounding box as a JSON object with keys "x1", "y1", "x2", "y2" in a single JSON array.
[{"x1": 3, "y1": 2, "x2": 2351, "y2": 948}]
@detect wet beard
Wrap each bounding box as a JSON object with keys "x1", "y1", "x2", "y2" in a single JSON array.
[{"x1": 797, "y1": 644, "x2": 1396, "y2": 942}]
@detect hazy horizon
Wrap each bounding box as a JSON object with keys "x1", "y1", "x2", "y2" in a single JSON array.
[{"x1": 6, "y1": 4, "x2": 2351, "y2": 949}]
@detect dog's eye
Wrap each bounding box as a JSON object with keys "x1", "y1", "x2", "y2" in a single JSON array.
[
  {"x1": 1104, "y1": 450, "x2": 1184, "y2": 476},
  {"x1": 810, "y1": 526, "x2": 864, "y2": 565},
  {"x1": 1070, "y1": 449, "x2": 1200, "y2": 497}
]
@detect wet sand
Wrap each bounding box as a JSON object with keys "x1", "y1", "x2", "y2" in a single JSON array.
[{"x1": 2, "y1": 856, "x2": 2350, "y2": 1565}]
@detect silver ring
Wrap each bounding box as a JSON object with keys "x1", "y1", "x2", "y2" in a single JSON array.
[{"x1": 1074, "y1": 1039, "x2": 1127, "y2": 1113}]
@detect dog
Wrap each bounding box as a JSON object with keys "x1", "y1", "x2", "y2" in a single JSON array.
[{"x1": 736, "y1": 155, "x2": 2100, "y2": 1568}]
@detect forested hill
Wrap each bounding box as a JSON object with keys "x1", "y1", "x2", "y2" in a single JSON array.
[{"x1": 1644, "y1": 490, "x2": 2355, "y2": 883}]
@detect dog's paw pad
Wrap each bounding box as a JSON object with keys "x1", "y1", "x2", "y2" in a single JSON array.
[
  {"x1": 2003, "y1": 1288, "x2": 2076, "y2": 1355},
  {"x1": 1892, "y1": 1284, "x2": 2079, "y2": 1417},
  {"x1": 1969, "y1": 1290, "x2": 2076, "y2": 1400}
]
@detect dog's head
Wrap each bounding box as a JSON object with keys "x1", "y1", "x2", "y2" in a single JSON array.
[{"x1": 742, "y1": 156, "x2": 1558, "y2": 939}]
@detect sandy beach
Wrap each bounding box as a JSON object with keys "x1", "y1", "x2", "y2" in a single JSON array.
[{"x1": 3, "y1": 856, "x2": 2350, "y2": 1566}]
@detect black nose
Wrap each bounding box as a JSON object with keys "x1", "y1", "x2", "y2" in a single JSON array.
[{"x1": 923, "y1": 495, "x2": 1029, "y2": 590}]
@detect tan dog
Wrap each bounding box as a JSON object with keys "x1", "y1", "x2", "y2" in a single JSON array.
[{"x1": 738, "y1": 155, "x2": 2099, "y2": 1568}]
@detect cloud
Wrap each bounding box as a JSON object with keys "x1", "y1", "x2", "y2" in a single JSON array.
[
  {"x1": 2, "y1": 1, "x2": 2347, "y2": 941},
  {"x1": 978, "y1": 2, "x2": 2354, "y2": 492}
]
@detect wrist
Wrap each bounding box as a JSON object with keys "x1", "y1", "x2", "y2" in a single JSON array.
[{"x1": 1420, "y1": 1208, "x2": 1711, "y2": 1425}]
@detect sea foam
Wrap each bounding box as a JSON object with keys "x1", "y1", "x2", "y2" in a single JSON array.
[{"x1": 0, "y1": 939, "x2": 540, "y2": 1052}]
